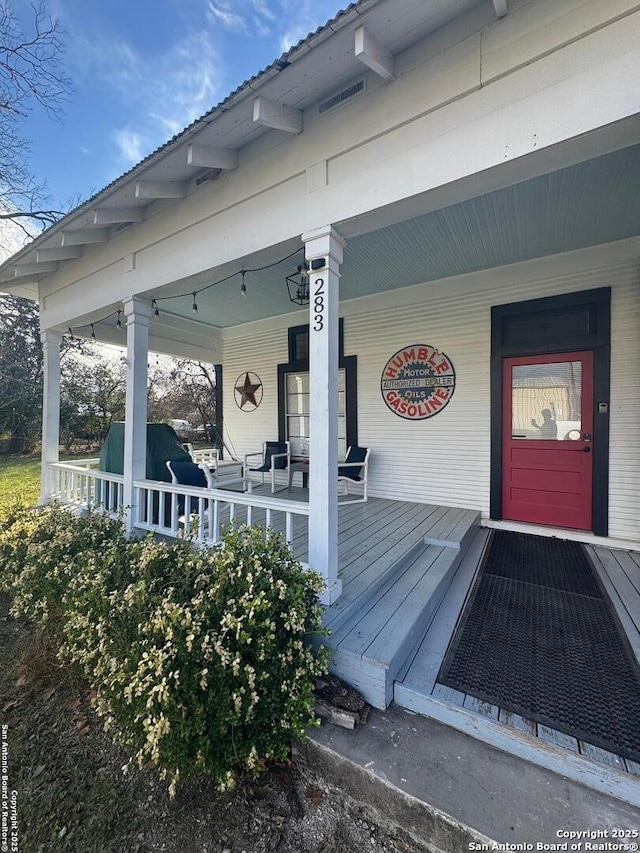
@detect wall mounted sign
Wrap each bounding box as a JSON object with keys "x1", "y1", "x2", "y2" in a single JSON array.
[
  {"x1": 381, "y1": 344, "x2": 455, "y2": 420},
  {"x1": 234, "y1": 371, "x2": 263, "y2": 411}
]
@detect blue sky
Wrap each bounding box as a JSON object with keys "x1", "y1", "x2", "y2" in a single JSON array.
[{"x1": 18, "y1": 0, "x2": 341, "y2": 211}]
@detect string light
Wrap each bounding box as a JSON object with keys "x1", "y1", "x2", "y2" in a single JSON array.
[{"x1": 65, "y1": 247, "x2": 304, "y2": 339}]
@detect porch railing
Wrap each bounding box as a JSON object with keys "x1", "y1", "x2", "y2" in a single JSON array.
[
  {"x1": 45, "y1": 462, "x2": 309, "y2": 549},
  {"x1": 49, "y1": 460, "x2": 125, "y2": 515},
  {"x1": 133, "y1": 478, "x2": 309, "y2": 547}
]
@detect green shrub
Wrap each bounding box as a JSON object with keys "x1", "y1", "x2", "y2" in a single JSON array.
[{"x1": 0, "y1": 506, "x2": 328, "y2": 796}]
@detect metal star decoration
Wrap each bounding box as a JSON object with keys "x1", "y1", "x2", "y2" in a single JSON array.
[{"x1": 234, "y1": 371, "x2": 263, "y2": 410}]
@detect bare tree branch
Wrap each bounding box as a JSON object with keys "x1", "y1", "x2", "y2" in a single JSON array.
[{"x1": 0, "y1": 1, "x2": 72, "y2": 251}]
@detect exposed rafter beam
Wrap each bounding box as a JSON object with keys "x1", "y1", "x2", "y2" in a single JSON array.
[
  {"x1": 93, "y1": 208, "x2": 145, "y2": 225},
  {"x1": 493, "y1": 0, "x2": 508, "y2": 18},
  {"x1": 36, "y1": 246, "x2": 82, "y2": 263},
  {"x1": 253, "y1": 96, "x2": 302, "y2": 134},
  {"x1": 10, "y1": 262, "x2": 59, "y2": 278},
  {"x1": 187, "y1": 143, "x2": 237, "y2": 171},
  {"x1": 134, "y1": 180, "x2": 187, "y2": 199},
  {"x1": 354, "y1": 25, "x2": 395, "y2": 81},
  {"x1": 61, "y1": 229, "x2": 110, "y2": 246}
]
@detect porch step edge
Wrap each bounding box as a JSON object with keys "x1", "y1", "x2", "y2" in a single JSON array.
[
  {"x1": 323, "y1": 537, "x2": 430, "y2": 635},
  {"x1": 328, "y1": 545, "x2": 464, "y2": 708}
]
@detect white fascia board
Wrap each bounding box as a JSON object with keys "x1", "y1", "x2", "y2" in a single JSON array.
[{"x1": 355, "y1": 25, "x2": 395, "y2": 81}]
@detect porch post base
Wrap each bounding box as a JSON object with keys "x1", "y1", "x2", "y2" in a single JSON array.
[{"x1": 319, "y1": 577, "x2": 343, "y2": 606}]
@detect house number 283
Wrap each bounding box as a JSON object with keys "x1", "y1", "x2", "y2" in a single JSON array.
[{"x1": 313, "y1": 277, "x2": 325, "y2": 331}]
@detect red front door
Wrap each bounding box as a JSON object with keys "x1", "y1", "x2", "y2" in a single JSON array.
[{"x1": 502, "y1": 351, "x2": 594, "y2": 530}]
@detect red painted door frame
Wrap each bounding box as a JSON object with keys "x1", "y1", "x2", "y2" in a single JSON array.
[{"x1": 502, "y1": 351, "x2": 594, "y2": 530}]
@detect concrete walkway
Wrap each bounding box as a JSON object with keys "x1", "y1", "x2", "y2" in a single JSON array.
[{"x1": 298, "y1": 704, "x2": 640, "y2": 849}]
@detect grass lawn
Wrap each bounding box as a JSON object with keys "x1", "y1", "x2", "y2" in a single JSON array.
[{"x1": 0, "y1": 456, "x2": 41, "y2": 515}]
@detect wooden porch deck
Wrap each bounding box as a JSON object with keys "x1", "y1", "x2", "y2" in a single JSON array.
[{"x1": 394, "y1": 532, "x2": 640, "y2": 804}]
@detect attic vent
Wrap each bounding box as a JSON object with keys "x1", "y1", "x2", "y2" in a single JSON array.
[
  {"x1": 114, "y1": 221, "x2": 133, "y2": 233},
  {"x1": 195, "y1": 167, "x2": 222, "y2": 187},
  {"x1": 318, "y1": 77, "x2": 366, "y2": 115}
]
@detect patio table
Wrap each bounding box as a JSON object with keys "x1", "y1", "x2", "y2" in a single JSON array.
[{"x1": 288, "y1": 459, "x2": 309, "y2": 490}]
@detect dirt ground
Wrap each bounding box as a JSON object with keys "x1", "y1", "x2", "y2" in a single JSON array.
[{"x1": 0, "y1": 596, "x2": 421, "y2": 853}]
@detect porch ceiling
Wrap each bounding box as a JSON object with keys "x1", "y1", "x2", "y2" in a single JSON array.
[{"x1": 86, "y1": 142, "x2": 640, "y2": 336}]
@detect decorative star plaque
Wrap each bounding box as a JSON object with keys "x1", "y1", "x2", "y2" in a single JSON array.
[{"x1": 234, "y1": 371, "x2": 263, "y2": 411}]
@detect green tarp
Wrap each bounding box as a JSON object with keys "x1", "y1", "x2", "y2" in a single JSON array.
[{"x1": 99, "y1": 422, "x2": 191, "y2": 481}]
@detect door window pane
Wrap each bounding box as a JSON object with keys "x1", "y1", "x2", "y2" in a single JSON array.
[
  {"x1": 286, "y1": 370, "x2": 346, "y2": 458},
  {"x1": 511, "y1": 361, "x2": 582, "y2": 440}
]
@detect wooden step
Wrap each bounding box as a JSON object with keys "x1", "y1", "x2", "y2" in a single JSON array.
[{"x1": 326, "y1": 542, "x2": 464, "y2": 708}]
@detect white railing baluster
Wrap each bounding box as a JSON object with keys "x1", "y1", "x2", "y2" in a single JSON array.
[{"x1": 45, "y1": 464, "x2": 309, "y2": 561}]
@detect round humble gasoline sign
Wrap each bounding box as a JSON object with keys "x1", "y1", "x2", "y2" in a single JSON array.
[{"x1": 380, "y1": 344, "x2": 456, "y2": 420}]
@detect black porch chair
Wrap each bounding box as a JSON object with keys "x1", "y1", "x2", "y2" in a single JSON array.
[
  {"x1": 338, "y1": 446, "x2": 371, "y2": 504},
  {"x1": 244, "y1": 441, "x2": 290, "y2": 493}
]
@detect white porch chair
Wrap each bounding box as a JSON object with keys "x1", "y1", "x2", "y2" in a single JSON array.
[{"x1": 338, "y1": 446, "x2": 371, "y2": 504}]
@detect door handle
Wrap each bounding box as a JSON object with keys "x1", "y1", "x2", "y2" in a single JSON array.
[{"x1": 583, "y1": 447, "x2": 591, "y2": 453}]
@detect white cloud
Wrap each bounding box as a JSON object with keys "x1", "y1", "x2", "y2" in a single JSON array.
[
  {"x1": 69, "y1": 28, "x2": 225, "y2": 171},
  {"x1": 277, "y1": 0, "x2": 335, "y2": 53},
  {"x1": 206, "y1": 1, "x2": 246, "y2": 30},
  {"x1": 114, "y1": 129, "x2": 145, "y2": 167}
]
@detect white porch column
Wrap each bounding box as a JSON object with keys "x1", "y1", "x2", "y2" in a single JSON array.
[
  {"x1": 122, "y1": 297, "x2": 151, "y2": 533},
  {"x1": 303, "y1": 225, "x2": 346, "y2": 605},
  {"x1": 39, "y1": 329, "x2": 63, "y2": 504}
]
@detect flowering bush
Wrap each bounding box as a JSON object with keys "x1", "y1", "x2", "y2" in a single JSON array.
[{"x1": 0, "y1": 506, "x2": 328, "y2": 796}]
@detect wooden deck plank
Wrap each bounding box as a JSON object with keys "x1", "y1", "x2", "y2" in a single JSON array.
[
  {"x1": 429, "y1": 508, "x2": 478, "y2": 548},
  {"x1": 498, "y1": 709, "x2": 537, "y2": 736},
  {"x1": 396, "y1": 529, "x2": 489, "y2": 696},
  {"x1": 463, "y1": 695, "x2": 499, "y2": 719},
  {"x1": 363, "y1": 546, "x2": 461, "y2": 664},
  {"x1": 537, "y1": 725, "x2": 580, "y2": 753},
  {"x1": 431, "y1": 683, "x2": 465, "y2": 706},
  {"x1": 590, "y1": 547, "x2": 640, "y2": 631},
  {"x1": 327, "y1": 507, "x2": 452, "y2": 607},
  {"x1": 611, "y1": 550, "x2": 640, "y2": 597},
  {"x1": 339, "y1": 502, "x2": 443, "y2": 565},
  {"x1": 579, "y1": 742, "x2": 627, "y2": 771},
  {"x1": 341, "y1": 504, "x2": 449, "y2": 574},
  {"x1": 586, "y1": 546, "x2": 640, "y2": 664},
  {"x1": 294, "y1": 498, "x2": 419, "y2": 565},
  {"x1": 422, "y1": 507, "x2": 466, "y2": 545},
  {"x1": 335, "y1": 502, "x2": 432, "y2": 561},
  {"x1": 333, "y1": 546, "x2": 443, "y2": 653}
]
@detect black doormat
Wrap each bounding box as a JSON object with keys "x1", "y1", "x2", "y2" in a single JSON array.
[{"x1": 438, "y1": 531, "x2": 640, "y2": 762}]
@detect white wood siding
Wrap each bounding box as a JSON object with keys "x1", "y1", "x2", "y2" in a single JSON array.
[{"x1": 222, "y1": 243, "x2": 640, "y2": 544}]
